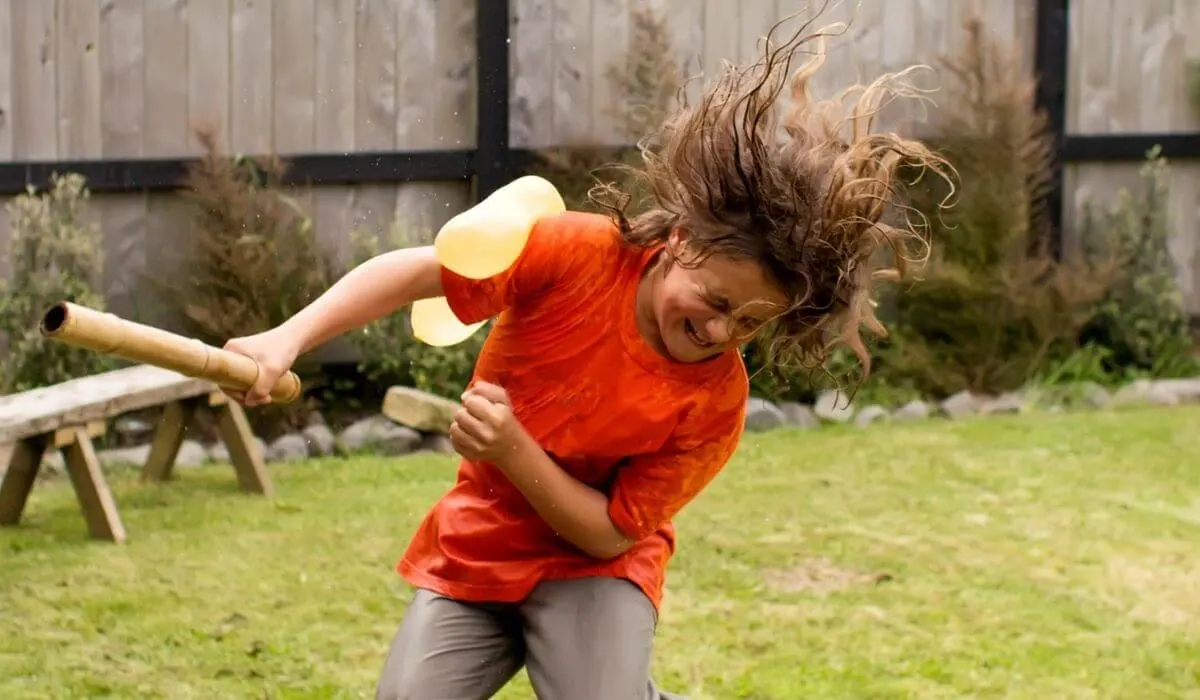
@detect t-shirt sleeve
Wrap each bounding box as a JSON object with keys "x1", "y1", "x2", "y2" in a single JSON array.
[
  {"x1": 438, "y1": 212, "x2": 580, "y2": 324},
  {"x1": 606, "y1": 373, "x2": 749, "y2": 542}
]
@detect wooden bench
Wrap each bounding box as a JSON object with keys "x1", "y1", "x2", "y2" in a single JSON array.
[{"x1": 0, "y1": 364, "x2": 271, "y2": 543}]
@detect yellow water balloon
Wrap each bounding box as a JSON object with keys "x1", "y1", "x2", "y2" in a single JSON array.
[
  {"x1": 434, "y1": 175, "x2": 566, "y2": 280},
  {"x1": 410, "y1": 296, "x2": 486, "y2": 347},
  {"x1": 410, "y1": 175, "x2": 566, "y2": 346}
]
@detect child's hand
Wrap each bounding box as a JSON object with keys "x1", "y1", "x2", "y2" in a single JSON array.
[
  {"x1": 221, "y1": 329, "x2": 301, "y2": 407},
  {"x1": 450, "y1": 381, "x2": 528, "y2": 465}
]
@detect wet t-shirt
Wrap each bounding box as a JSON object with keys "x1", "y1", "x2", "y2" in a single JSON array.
[{"x1": 397, "y1": 211, "x2": 748, "y2": 611}]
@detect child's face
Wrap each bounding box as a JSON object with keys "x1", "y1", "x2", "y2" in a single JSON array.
[{"x1": 647, "y1": 229, "x2": 789, "y2": 364}]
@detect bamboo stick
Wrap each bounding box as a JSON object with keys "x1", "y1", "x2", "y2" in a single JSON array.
[{"x1": 39, "y1": 301, "x2": 301, "y2": 404}]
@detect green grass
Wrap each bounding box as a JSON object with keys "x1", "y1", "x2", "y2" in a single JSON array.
[{"x1": 3, "y1": 406, "x2": 1200, "y2": 699}]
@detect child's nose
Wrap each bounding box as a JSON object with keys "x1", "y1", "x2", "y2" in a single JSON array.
[{"x1": 704, "y1": 317, "x2": 732, "y2": 344}]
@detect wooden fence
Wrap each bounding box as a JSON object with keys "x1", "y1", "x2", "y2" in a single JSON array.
[{"x1": 0, "y1": 0, "x2": 1197, "y2": 341}]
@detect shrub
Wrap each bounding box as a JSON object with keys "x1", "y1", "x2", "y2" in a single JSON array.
[
  {"x1": 155, "y1": 126, "x2": 338, "y2": 345},
  {"x1": 0, "y1": 173, "x2": 115, "y2": 393},
  {"x1": 873, "y1": 18, "x2": 1116, "y2": 398},
  {"x1": 151, "y1": 126, "x2": 338, "y2": 429},
  {"x1": 1075, "y1": 147, "x2": 1198, "y2": 379},
  {"x1": 342, "y1": 224, "x2": 485, "y2": 400}
]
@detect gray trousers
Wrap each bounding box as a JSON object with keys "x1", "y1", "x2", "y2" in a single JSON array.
[{"x1": 375, "y1": 577, "x2": 685, "y2": 700}]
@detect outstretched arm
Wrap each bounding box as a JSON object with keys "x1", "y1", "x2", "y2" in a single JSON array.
[{"x1": 279, "y1": 245, "x2": 444, "y2": 356}]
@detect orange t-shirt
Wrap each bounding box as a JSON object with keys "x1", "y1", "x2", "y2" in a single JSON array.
[{"x1": 396, "y1": 211, "x2": 748, "y2": 611}]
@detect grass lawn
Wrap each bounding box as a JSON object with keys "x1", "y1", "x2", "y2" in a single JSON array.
[{"x1": 2, "y1": 405, "x2": 1199, "y2": 699}]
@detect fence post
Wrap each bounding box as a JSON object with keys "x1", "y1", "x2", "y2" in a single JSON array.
[
  {"x1": 474, "y1": 0, "x2": 514, "y2": 203},
  {"x1": 1034, "y1": 0, "x2": 1070, "y2": 259}
]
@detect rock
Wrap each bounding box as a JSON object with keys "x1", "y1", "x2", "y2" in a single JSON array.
[
  {"x1": 39, "y1": 451, "x2": 65, "y2": 479},
  {"x1": 98, "y1": 445, "x2": 152, "y2": 468},
  {"x1": 304, "y1": 410, "x2": 327, "y2": 427},
  {"x1": 112, "y1": 416, "x2": 154, "y2": 444},
  {"x1": 208, "y1": 442, "x2": 230, "y2": 464},
  {"x1": 418, "y1": 433, "x2": 456, "y2": 456},
  {"x1": 176, "y1": 440, "x2": 208, "y2": 468},
  {"x1": 301, "y1": 424, "x2": 336, "y2": 457},
  {"x1": 854, "y1": 404, "x2": 889, "y2": 427},
  {"x1": 779, "y1": 402, "x2": 821, "y2": 429},
  {"x1": 940, "y1": 390, "x2": 982, "y2": 420},
  {"x1": 1152, "y1": 378, "x2": 1200, "y2": 404},
  {"x1": 745, "y1": 398, "x2": 787, "y2": 432},
  {"x1": 1113, "y1": 379, "x2": 1180, "y2": 407},
  {"x1": 893, "y1": 400, "x2": 931, "y2": 422},
  {"x1": 979, "y1": 392, "x2": 1024, "y2": 416},
  {"x1": 382, "y1": 386, "x2": 461, "y2": 434},
  {"x1": 814, "y1": 390, "x2": 855, "y2": 423},
  {"x1": 1075, "y1": 381, "x2": 1112, "y2": 409},
  {"x1": 338, "y1": 415, "x2": 422, "y2": 455},
  {"x1": 207, "y1": 437, "x2": 267, "y2": 464},
  {"x1": 266, "y1": 433, "x2": 310, "y2": 463}
]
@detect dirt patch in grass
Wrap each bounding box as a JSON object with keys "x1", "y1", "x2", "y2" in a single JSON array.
[
  {"x1": 1106, "y1": 552, "x2": 1200, "y2": 628},
  {"x1": 763, "y1": 557, "x2": 893, "y2": 595}
]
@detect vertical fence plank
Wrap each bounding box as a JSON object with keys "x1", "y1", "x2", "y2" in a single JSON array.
[
  {"x1": 188, "y1": 0, "x2": 230, "y2": 154},
  {"x1": 140, "y1": 0, "x2": 192, "y2": 329},
  {"x1": 351, "y1": 0, "x2": 400, "y2": 243},
  {"x1": 100, "y1": 0, "x2": 145, "y2": 158},
  {"x1": 510, "y1": 0, "x2": 553, "y2": 148},
  {"x1": 57, "y1": 0, "x2": 102, "y2": 159},
  {"x1": 0, "y1": 0, "x2": 12, "y2": 162},
  {"x1": 665, "y1": 0, "x2": 703, "y2": 105},
  {"x1": 552, "y1": 0, "x2": 592, "y2": 145},
  {"x1": 271, "y1": 0, "x2": 315, "y2": 155},
  {"x1": 589, "y1": 0, "x2": 628, "y2": 145},
  {"x1": 230, "y1": 0, "x2": 272, "y2": 154},
  {"x1": 143, "y1": 0, "x2": 190, "y2": 155},
  {"x1": 12, "y1": 0, "x2": 59, "y2": 161},
  {"x1": 98, "y1": 0, "x2": 149, "y2": 322},
  {"x1": 311, "y1": 0, "x2": 357, "y2": 268}
]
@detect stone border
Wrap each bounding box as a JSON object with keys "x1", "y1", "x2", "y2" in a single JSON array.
[
  {"x1": 744, "y1": 377, "x2": 1200, "y2": 433},
  {"x1": 23, "y1": 377, "x2": 1200, "y2": 477}
]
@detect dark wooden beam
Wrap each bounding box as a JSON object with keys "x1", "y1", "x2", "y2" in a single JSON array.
[
  {"x1": 473, "y1": 0, "x2": 514, "y2": 203},
  {"x1": 0, "y1": 150, "x2": 475, "y2": 196}
]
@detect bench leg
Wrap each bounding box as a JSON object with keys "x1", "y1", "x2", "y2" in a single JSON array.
[
  {"x1": 142, "y1": 399, "x2": 199, "y2": 483},
  {"x1": 210, "y1": 392, "x2": 274, "y2": 497},
  {"x1": 0, "y1": 437, "x2": 47, "y2": 527},
  {"x1": 60, "y1": 426, "x2": 126, "y2": 543}
]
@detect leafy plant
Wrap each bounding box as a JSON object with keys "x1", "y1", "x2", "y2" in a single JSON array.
[
  {"x1": 874, "y1": 18, "x2": 1117, "y2": 398},
  {"x1": 342, "y1": 224, "x2": 485, "y2": 400},
  {"x1": 1075, "y1": 146, "x2": 1198, "y2": 379},
  {"x1": 150, "y1": 126, "x2": 338, "y2": 429},
  {"x1": 155, "y1": 127, "x2": 338, "y2": 345},
  {"x1": 0, "y1": 173, "x2": 115, "y2": 393}
]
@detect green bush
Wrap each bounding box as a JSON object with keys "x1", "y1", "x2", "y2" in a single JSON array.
[
  {"x1": 0, "y1": 173, "x2": 115, "y2": 393},
  {"x1": 342, "y1": 224, "x2": 485, "y2": 400},
  {"x1": 1075, "y1": 147, "x2": 1199, "y2": 380},
  {"x1": 873, "y1": 18, "x2": 1115, "y2": 398},
  {"x1": 154, "y1": 127, "x2": 338, "y2": 348},
  {"x1": 149, "y1": 127, "x2": 339, "y2": 431}
]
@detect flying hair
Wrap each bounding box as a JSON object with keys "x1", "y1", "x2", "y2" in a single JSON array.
[{"x1": 590, "y1": 2, "x2": 958, "y2": 382}]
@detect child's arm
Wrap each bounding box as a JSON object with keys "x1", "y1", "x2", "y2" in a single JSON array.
[
  {"x1": 223, "y1": 245, "x2": 444, "y2": 405},
  {"x1": 459, "y1": 381, "x2": 745, "y2": 560},
  {"x1": 500, "y1": 434, "x2": 635, "y2": 559},
  {"x1": 277, "y1": 245, "x2": 444, "y2": 356}
]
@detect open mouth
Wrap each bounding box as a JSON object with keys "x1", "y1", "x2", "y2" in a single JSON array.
[{"x1": 684, "y1": 319, "x2": 712, "y2": 348}]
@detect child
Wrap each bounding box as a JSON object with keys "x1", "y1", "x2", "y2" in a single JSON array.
[{"x1": 222, "y1": 13, "x2": 952, "y2": 700}]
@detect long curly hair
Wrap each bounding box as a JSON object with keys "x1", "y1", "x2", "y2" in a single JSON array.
[{"x1": 591, "y1": 6, "x2": 957, "y2": 381}]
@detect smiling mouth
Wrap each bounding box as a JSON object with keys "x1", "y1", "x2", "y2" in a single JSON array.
[{"x1": 684, "y1": 319, "x2": 712, "y2": 348}]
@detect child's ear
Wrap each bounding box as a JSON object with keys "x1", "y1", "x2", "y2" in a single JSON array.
[{"x1": 666, "y1": 225, "x2": 689, "y2": 252}]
